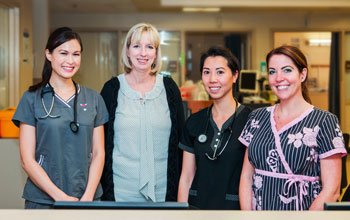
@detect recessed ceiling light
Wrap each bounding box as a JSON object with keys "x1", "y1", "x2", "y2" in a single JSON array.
[{"x1": 308, "y1": 39, "x2": 331, "y2": 46}]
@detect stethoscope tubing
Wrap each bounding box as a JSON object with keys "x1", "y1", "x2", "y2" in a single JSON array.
[
  {"x1": 199, "y1": 98, "x2": 238, "y2": 160},
  {"x1": 39, "y1": 81, "x2": 79, "y2": 133},
  {"x1": 198, "y1": 98, "x2": 238, "y2": 144},
  {"x1": 39, "y1": 95, "x2": 60, "y2": 119}
]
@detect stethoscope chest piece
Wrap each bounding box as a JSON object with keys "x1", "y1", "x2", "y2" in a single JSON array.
[
  {"x1": 198, "y1": 134, "x2": 207, "y2": 143},
  {"x1": 70, "y1": 121, "x2": 79, "y2": 133}
]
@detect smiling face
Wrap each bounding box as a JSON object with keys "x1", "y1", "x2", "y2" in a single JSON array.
[
  {"x1": 268, "y1": 54, "x2": 307, "y2": 102},
  {"x1": 127, "y1": 32, "x2": 157, "y2": 73},
  {"x1": 201, "y1": 56, "x2": 238, "y2": 101},
  {"x1": 46, "y1": 39, "x2": 81, "y2": 80}
]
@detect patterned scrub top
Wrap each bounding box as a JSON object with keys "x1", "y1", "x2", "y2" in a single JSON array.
[{"x1": 238, "y1": 105, "x2": 346, "y2": 210}]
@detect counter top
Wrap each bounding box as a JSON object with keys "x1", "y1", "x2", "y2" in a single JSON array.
[{"x1": 1, "y1": 210, "x2": 350, "y2": 220}]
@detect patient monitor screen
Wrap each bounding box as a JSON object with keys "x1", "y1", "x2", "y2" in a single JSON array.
[{"x1": 239, "y1": 71, "x2": 257, "y2": 93}]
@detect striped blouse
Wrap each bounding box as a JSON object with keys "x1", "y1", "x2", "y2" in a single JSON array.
[{"x1": 239, "y1": 105, "x2": 346, "y2": 210}]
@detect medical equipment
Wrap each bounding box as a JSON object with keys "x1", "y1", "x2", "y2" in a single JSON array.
[
  {"x1": 39, "y1": 86, "x2": 60, "y2": 119},
  {"x1": 39, "y1": 81, "x2": 79, "y2": 133},
  {"x1": 198, "y1": 99, "x2": 238, "y2": 160}
]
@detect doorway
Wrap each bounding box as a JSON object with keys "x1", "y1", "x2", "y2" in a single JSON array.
[{"x1": 185, "y1": 32, "x2": 249, "y2": 83}]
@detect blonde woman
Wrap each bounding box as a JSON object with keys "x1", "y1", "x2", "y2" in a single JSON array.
[{"x1": 100, "y1": 23, "x2": 184, "y2": 202}]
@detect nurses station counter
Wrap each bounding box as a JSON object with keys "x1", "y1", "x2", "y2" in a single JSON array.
[
  {"x1": 0, "y1": 138, "x2": 26, "y2": 209},
  {"x1": 1, "y1": 210, "x2": 350, "y2": 220}
]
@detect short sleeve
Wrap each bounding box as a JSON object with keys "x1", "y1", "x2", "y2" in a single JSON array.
[
  {"x1": 238, "y1": 110, "x2": 259, "y2": 147},
  {"x1": 94, "y1": 94, "x2": 109, "y2": 127},
  {"x1": 12, "y1": 91, "x2": 36, "y2": 127},
  {"x1": 318, "y1": 113, "x2": 347, "y2": 159},
  {"x1": 179, "y1": 116, "x2": 195, "y2": 154}
]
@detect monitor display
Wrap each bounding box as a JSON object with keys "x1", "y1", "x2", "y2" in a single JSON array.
[
  {"x1": 324, "y1": 202, "x2": 350, "y2": 210},
  {"x1": 239, "y1": 70, "x2": 258, "y2": 94},
  {"x1": 53, "y1": 201, "x2": 189, "y2": 210}
]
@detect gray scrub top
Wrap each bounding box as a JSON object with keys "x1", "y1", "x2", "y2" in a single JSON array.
[{"x1": 12, "y1": 84, "x2": 108, "y2": 204}]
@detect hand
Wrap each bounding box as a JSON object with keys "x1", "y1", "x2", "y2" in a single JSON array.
[
  {"x1": 66, "y1": 195, "x2": 79, "y2": 201},
  {"x1": 80, "y1": 193, "x2": 94, "y2": 202},
  {"x1": 55, "y1": 193, "x2": 79, "y2": 202}
]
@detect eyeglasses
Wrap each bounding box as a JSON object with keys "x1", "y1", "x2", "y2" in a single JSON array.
[{"x1": 205, "y1": 128, "x2": 233, "y2": 160}]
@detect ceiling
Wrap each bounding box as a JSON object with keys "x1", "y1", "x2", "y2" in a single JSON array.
[
  {"x1": 49, "y1": 0, "x2": 180, "y2": 13},
  {"x1": 50, "y1": 0, "x2": 350, "y2": 14}
]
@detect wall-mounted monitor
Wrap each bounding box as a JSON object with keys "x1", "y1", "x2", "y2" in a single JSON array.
[{"x1": 239, "y1": 70, "x2": 259, "y2": 94}]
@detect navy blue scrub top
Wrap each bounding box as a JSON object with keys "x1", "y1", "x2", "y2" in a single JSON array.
[
  {"x1": 179, "y1": 104, "x2": 251, "y2": 210},
  {"x1": 12, "y1": 84, "x2": 108, "y2": 204}
]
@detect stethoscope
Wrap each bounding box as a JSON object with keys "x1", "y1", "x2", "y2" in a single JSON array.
[
  {"x1": 198, "y1": 98, "x2": 238, "y2": 160},
  {"x1": 39, "y1": 81, "x2": 79, "y2": 133}
]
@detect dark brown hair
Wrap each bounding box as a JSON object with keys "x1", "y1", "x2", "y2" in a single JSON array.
[
  {"x1": 266, "y1": 45, "x2": 311, "y2": 104},
  {"x1": 29, "y1": 27, "x2": 83, "y2": 92}
]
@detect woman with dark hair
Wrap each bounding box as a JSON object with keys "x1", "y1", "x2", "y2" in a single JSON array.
[
  {"x1": 239, "y1": 45, "x2": 346, "y2": 210},
  {"x1": 12, "y1": 27, "x2": 108, "y2": 209},
  {"x1": 177, "y1": 46, "x2": 251, "y2": 209}
]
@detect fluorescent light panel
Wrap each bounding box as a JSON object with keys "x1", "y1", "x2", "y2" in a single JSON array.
[
  {"x1": 182, "y1": 7, "x2": 221, "y2": 12},
  {"x1": 308, "y1": 39, "x2": 331, "y2": 46}
]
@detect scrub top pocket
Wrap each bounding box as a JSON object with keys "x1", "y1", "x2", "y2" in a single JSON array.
[{"x1": 77, "y1": 106, "x2": 96, "y2": 127}]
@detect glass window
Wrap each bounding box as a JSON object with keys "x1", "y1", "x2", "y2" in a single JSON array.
[{"x1": 159, "y1": 31, "x2": 181, "y2": 85}]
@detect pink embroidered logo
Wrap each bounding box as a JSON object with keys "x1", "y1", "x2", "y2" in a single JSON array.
[{"x1": 80, "y1": 103, "x2": 88, "y2": 111}]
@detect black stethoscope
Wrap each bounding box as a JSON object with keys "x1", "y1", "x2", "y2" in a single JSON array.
[
  {"x1": 198, "y1": 98, "x2": 238, "y2": 160},
  {"x1": 39, "y1": 81, "x2": 79, "y2": 133}
]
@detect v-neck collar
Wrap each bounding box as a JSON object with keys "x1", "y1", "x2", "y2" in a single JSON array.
[
  {"x1": 209, "y1": 104, "x2": 243, "y2": 132},
  {"x1": 269, "y1": 104, "x2": 314, "y2": 135},
  {"x1": 45, "y1": 83, "x2": 81, "y2": 108},
  {"x1": 268, "y1": 104, "x2": 314, "y2": 175}
]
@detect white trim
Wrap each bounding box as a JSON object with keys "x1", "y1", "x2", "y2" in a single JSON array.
[
  {"x1": 54, "y1": 94, "x2": 72, "y2": 108},
  {"x1": 54, "y1": 84, "x2": 80, "y2": 108}
]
